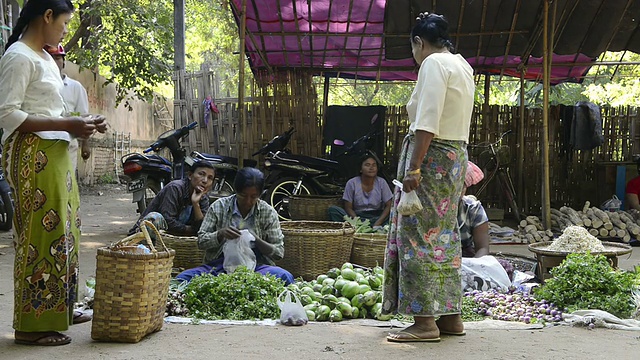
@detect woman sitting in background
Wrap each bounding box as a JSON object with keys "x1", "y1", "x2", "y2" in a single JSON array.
[
  {"x1": 328, "y1": 155, "x2": 393, "y2": 228},
  {"x1": 176, "y1": 167, "x2": 294, "y2": 285},
  {"x1": 129, "y1": 160, "x2": 215, "y2": 236}
]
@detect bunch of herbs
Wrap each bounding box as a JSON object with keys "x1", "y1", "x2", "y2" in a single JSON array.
[
  {"x1": 183, "y1": 267, "x2": 286, "y2": 320},
  {"x1": 534, "y1": 253, "x2": 640, "y2": 319}
]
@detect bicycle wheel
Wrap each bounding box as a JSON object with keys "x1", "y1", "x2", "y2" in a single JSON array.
[{"x1": 498, "y1": 171, "x2": 521, "y2": 222}]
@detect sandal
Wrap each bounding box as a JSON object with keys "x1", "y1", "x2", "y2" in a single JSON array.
[
  {"x1": 386, "y1": 330, "x2": 441, "y2": 343},
  {"x1": 73, "y1": 311, "x2": 93, "y2": 324},
  {"x1": 14, "y1": 331, "x2": 72, "y2": 346}
]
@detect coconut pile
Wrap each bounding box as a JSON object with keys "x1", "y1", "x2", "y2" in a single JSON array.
[{"x1": 546, "y1": 225, "x2": 606, "y2": 253}]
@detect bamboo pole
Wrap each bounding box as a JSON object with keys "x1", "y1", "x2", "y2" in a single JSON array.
[
  {"x1": 237, "y1": 0, "x2": 247, "y2": 167},
  {"x1": 518, "y1": 70, "x2": 525, "y2": 212},
  {"x1": 541, "y1": 0, "x2": 551, "y2": 229}
]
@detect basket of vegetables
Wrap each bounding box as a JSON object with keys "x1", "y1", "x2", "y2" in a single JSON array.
[
  {"x1": 278, "y1": 221, "x2": 355, "y2": 280},
  {"x1": 288, "y1": 195, "x2": 342, "y2": 221},
  {"x1": 528, "y1": 225, "x2": 632, "y2": 280},
  {"x1": 345, "y1": 217, "x2": 389, "y2": 268}
]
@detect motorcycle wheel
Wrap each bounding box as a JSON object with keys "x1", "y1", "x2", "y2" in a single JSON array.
[
  {"x1": 265, "y1": 178, "x2": 312, "y2": 221},
  {"x1": 136, "y1": 179, "x2": 162, "y2": 214},
  {"x1": 0, "y1": 190, "x2": 13, "y2": 231},
  {"x1": 209, "y1": 179, "x2": 234, "y2": 201}
]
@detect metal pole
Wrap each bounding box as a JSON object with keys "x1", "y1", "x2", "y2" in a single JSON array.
[
  {"x1": 541, "y1": 0, "x2": 552, "y2": 229},
  {"x1": 237, "y1": 0, "x2": 247, "y2": 168}
]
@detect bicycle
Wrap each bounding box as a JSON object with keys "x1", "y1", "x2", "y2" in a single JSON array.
[{"x1": 469, "y1": 130, "x2": 521, "y2": 222}]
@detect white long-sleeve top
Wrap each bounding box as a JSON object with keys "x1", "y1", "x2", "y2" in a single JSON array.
[
  {"x1": 406, "y1": 52, "x2": 475, "y2": 142},
  {"x1": 61, "y1": 75, "x2": 89, "y2": 114},
  {"x1": 0, "y1": 41, "x2": 71, "y2": 144}
]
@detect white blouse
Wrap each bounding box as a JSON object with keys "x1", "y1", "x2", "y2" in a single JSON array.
[
  {"x1": 406, "y1": 52, "x2": 475, "y2": 142},
  {"x1": 0, "y1": 41, "x2": 70, "y2": 144}
]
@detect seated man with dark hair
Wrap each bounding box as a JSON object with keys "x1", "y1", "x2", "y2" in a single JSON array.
[
  {"x1": 176, "y1": 167, "x2": 294, "y2": 285},
  {"x1": 129, "y1": 161, "x2": 216, "y2": 236}
]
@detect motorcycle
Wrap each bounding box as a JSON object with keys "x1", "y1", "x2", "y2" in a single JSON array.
[
  {"x1": 121, "y1": 122, "x2": 253, "y2": 213},
  {"x1": 0, "y1": 148, "x2": 14, "y2": 231},
  {"x1": 252, "y1": 128, "x2": 344, "y2": 221}
]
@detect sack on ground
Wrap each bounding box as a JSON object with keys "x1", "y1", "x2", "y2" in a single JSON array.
[
  {"x1": 393, "y1": 179, "x2": 423, "y2": 216},
  {"x1": 277, "y1": 289, "x2": 308, "y2": 326},
  {"x1": 461, "y1": 256, "x2": 511, "y2": 292},
  {"x1": 222, "y1": 229, "x2": 257, "y2": 273}
]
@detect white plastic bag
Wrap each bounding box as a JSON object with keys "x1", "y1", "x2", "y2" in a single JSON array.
[
  {"x1": 601, "y1": 195, "x2": 622, "y2": 212},
  {"x1": 277, "y1": 289, "x2": 308, "y2": 326},
  {"x1": 392, "y1": 179, "x2": 423, "y2": 216},
  {"x1": 460, "y1": 256, "x2": 511, "y2": 292},
  {"x1": 222, "y1": 229, "x2": 257, "y2": 273}
]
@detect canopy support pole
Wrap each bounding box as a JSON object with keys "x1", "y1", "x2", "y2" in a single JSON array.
[
  {"x1": 237, "y1": 0, "x2": 247, "y2": 168},
  {"x1": 541, "y1": 0, "x2": 552, "y2": 229},
  {"x1": 518, "y1": 70, "x2": 526, "y2": 213}
]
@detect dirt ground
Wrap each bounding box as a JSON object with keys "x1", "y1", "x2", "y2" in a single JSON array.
[{"x1": 0, "y1": 184, "x2": 639, "y2": 360}]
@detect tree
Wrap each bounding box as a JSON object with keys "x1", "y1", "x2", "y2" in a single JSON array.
[{"x1": 64, "y1": 0, "x2": 174, "y2": 107}]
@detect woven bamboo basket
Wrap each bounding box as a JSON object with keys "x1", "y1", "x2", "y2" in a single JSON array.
[
  {"x1": 289, "y1": 195, "x2": 342, "y2": 221},
  {"x1": 350, "y1": 233, "x2": 388, "y2": 268},
  {"x1": 91, "y1": 221, "x2": 175, "y2": 343},
  {"x1": 160, "y1": 231, "x2": 205, "y2": 270},
  {"x1": 277, "y1": 221, "x2": 355, "y2": 280}
]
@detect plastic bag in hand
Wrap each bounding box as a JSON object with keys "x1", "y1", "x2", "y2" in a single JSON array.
[
  {"x1": 277, "y1": 289, "x2": 308, "y2": 326},
  {"x1": 393, "y1": 179, "x2": 423, "y2": 216},
  {"x1": 222, "y1": 229, "x2": 257, "y2": 273}
]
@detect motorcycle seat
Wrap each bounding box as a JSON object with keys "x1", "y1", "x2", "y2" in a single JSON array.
[
  {"x1": 192, "y1": 152, "x2": 258, "y2": 168},
  {"x1": 124, "y1": 153, "x2": 171, "y2": 166},
  {"x1": 276, "y1": 153, "x2": 340, "y2": 172}
]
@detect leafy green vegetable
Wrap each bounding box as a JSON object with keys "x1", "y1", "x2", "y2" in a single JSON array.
[
  {"x1": 183, "y1": 267, "x2": 286, "y2": 320},
  {"x1": 534, "y1": 253, "x2": 640, "y2": 319},
  {"x1": 343, "y1": 216, "x2": 389, "y2": 234},
  {"x1": 461, "y1": 295, "x2": 486, "y2": 322}
]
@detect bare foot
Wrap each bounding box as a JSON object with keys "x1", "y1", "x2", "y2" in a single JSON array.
[
  {"x1": 14, "y1": 331, "x2": 72, "y2": 346},
  {"x1": 436, "y1": 314, "x2": 466, "y2": 335},
  {"x1": 387, "y1": 323, "x2": 440, "y2": 342}
]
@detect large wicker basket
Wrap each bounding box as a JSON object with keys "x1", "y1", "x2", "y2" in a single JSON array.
[
  {"x1": 278, "y1": 221, "x2": 355, "y2": 280},
  {"x1": 289, "y1": 195, "x2": 342, "y2": 221},
  {"x1": 160, "y1": 231, "x2": 205, "y2": 270},
  {"x1": 91, "y1": 221, "x2": 175, "y2": 343},
  {"x1": 350, "y1": 233, "x2": 388, "y2": 268}
]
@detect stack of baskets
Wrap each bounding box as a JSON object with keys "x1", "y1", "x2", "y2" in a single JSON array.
[
  {"x1": 288, "y1": 195, "x2": 342, "y2": 221},
  {"x1": 350, "y1": 233, "x2": 388, "y2": 268},
  {"x1": 160, "y1": 231, "x2": 205, "y2": 270},
  {"x1": 91, "y1": 221, "x2": 175, "y2": 343},
  {"x1": 278, "y1": 221, "x2": 355, "y2": 280}
]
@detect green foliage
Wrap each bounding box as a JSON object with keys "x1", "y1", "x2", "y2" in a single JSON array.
[
  {"x1": 64, "y1": 0, "x2": 174, "y2": 106},
  {"x1": 97, "y1": 173, "x2": 115, "y2": 184},
  {"x1": 461, "y1": 295, "x2": 486, "y2": 322},
  {"x1": 184, "y1": 268, "x2": 286, "y2": 320},
  {"x1": 319, "y1": 78, "x2": 413, "y2": 106},
  {"x1": 534, "y1": 253, "x2": 640, "y2": 319}
]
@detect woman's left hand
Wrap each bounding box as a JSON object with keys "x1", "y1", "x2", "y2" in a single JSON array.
[{"x1": 402, "y1": 173, "x2": 421, "y2": 192}]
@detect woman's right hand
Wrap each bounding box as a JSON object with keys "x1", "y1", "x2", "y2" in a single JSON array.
[
  {"x1": 218, "y1": 226, "x2": 241, "y2": 241},
  {"x1": 65, "y1": 116, "x2": 97, "y2": 139},
  {"x1": 403, "y1": 173, "x2": 421, "y2": 192}
]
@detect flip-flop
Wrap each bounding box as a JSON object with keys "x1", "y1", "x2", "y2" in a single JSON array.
[
  {"x1": 14, "y1": 332, "x2": 72, "y2": 346},
  {"x1": 439, "y1": 330, "x2": 466, "y2": 336},
  {"x1": 73, "y1": 311, "x2": 93, "y2": 324},
  {"x1": 386, "y1": 331, "x2": 441, "y2": 343}
]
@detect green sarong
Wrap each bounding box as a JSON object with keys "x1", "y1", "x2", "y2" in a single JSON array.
[{"x1": 3, "y1": 133, "x2": 80, "y2": 332}]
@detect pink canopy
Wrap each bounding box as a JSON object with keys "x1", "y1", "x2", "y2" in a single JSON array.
[{"x1": 230, "y1": 0, "x2": 637, "y2": 84}]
